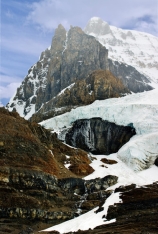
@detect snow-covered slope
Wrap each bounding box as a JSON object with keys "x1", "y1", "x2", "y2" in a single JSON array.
[
  {"x1": 84, "y1": 17, "x2": 158, "y2": 85},
  {"x1": 7, "y1": 48, "x2": 51, "y2": 119},
  {"x1": 41, "y1": 153, "x2": 158, "y2": 233},
  {"x1": 40, "y1": 88, "x2": 158, "y2": 171}
]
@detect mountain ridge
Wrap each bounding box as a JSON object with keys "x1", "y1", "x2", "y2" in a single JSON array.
[
  {"x1": 84, "y1": 17, "x2": 158, "y2": 85},
  {"x1": 7, "y1": 23, "x2": 153, "y2": 120}
]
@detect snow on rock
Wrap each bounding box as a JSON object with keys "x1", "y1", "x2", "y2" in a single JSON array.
[
  {"x1": 84, "y1": 154, "x2": 158, "y2": 187},
  {"x1": 84, "y1": 17, "x2": 158, "y2": 85},
  {"x1": 41, "y1": 191, "x2": 121, "y2": 233},
  {"x1": 57, "y1": 83, "x2": 75, "y2": 96},
  {"x1": 7, "y1": 52, "x2": 50, "y2": 119},
  {"x1": 40, "y1": 86, "x2": 158, "y2": 232},
  {"x1": 40, "y1": 88, "x2": 158, "y2": 171},
  {"x1": 41, "y1": 153, "x2": 158, "y2": 233}
]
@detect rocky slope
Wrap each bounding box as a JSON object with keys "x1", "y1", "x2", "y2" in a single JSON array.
[
  {"x1": 71, "y1": 183, "x2": 158, "y2": 234},
  {"x1": 7, "y1": 25, "x2": 152, "y2": 121},
  {"x1": 40, "y1": 152, "x2": 158, "y2": 233},
  {"x1": 0, "y1": 107, "x2": 94, "y2": 178},
  {"x1": 0, "y1": 107, "x2": 119, "y2": 233},
  {"x1": 85, "y1": 17, "x2": 158, "y2": 85}
]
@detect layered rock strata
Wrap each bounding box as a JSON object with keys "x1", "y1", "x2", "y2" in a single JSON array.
[{"x1": 0, "y1": 108, "x2": 118, "y2": 231}]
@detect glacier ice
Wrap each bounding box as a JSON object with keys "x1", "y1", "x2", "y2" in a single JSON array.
[{"x1": 40, "y1": 89, "x2": 158, "y2": 171}]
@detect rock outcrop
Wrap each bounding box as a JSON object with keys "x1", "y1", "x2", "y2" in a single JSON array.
[
  {"x1": 108, "y1": 59, "x2": 153, "y2": 93},
  {"x1": 30, "y1": 70, "x2": 130, "y2": 123},
  {"x1": 7, "y1": 25, "x2": 152, "y2": 121},
  {"x1": 65, "y1": 118, "x2": 136, "y2": 154}
]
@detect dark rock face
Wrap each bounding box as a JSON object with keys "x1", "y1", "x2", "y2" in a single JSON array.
[
  {"x1": 0, "y1": 168, "x2": 118, "y2": 224},
  {"x1": 108, "y1": 59, "x2": 153, "y2": 93},
  {"x1": 155, "y1": 157, "x2": 158, "y2": 166},
  {"x1": 65, "y1": 118, "x2": 136, "y2": 154},
  {"x1": 86, "y1": 175, "x2": 118, "y2": 193},
  {"x1": 7, "y1": 25, "x2": 109, "y2": 117}
]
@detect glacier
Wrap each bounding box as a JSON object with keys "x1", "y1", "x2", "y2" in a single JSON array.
[{"x1": 40, "y1": 88, "x2": 158, "y2": 171}]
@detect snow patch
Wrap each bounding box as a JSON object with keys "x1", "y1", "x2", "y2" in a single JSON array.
[
  {"x1": 57, "y1": 83, "x2": 75, "y2": 96},
  {"x1": 41, "y1": 191, "x2": 121, "y2": 233}
]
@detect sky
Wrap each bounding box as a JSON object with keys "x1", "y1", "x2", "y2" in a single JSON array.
[{"x1": 1, "y1": 0, "x2": 158, "y2": 106}]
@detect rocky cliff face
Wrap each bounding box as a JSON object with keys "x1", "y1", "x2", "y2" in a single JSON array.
[
  {"x1": 7, "y1": 25, "x2": 152, "y2": 121},
  {"x1": 7, "y1": 25, "x2": 108, "y2": 120},
  {"x1": 65, "y1": 118, "x2": 136, "y2": 154},
  {"x1": 108, "y1": 59, "x2": 153, "y2": 93}
]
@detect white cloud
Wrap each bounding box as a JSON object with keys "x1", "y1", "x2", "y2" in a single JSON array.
[
  {"x1": 106, "y1": 0, "x2": 158, "y2": 36},
  {"x1": 134, "y1": 20, "x2": 157, "y2": 36},
  {"x1": 0, "y1": 74, "x2": 22, "y2": 84},
  {"x1": 27, "y1": 0, "x2": 70, "y2": 30},
  {"x1": 27, "y1": 0, "x2": 158, "y2": 36},
  {"x1": 0, "y1": 82, "x2": 20, "y2": 99}
]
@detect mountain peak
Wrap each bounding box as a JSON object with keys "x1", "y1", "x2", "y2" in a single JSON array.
[
  {"x1": 89, "y1": 16, "x2": 102, "y2": 22},
  {"x1": 69, "y1": 26, "x2": 84, "y2": 34},
  {"x1": 57, "y1": 23, "x2": 66, "y2": 30},
  {"x1": 85, "y1": 17, "x2": 111, "y2": 35},
  {"x1": 84, "y1": 17, "x2": 158, "y2": 84}
]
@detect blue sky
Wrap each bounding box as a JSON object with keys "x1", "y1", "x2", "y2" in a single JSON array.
[{"x1": 1, "y1": 0, "x2": 158, "y2": 106}]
